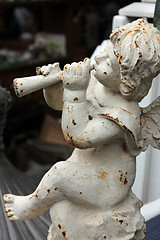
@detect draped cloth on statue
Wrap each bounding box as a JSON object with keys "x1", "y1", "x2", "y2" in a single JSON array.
[{"x1": 97, "y1": 106, "x2": 142, "y2": 157}]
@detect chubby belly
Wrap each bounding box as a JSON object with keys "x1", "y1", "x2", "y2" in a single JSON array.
[{"x1": 56, "y1": 140, "x2": 136, "y2": 208}]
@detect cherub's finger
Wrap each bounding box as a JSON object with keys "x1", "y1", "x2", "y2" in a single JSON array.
[
  {"x1": 46, "y1": 64, "x2": 52, "y2": 72},
  {"x1": 63, "y1": 64, "x2": 71, "y2": 74},
  {"x1": 52, "y1": 62, "x2": 61, "y2": 72},
  {"x1": 41, "y1": 65, "x2": 49, "y2": 76},
  {"x1": 43, "y1": 65, "x2": 52, "y2": 75},
  {"x1": 70, "y1": 62, "x2": 77, "y2": 75},
  {"x1": 76, "y1": 61, "x2": 83, "y2": 76},
  {"x1": 82, "y1": 58, "x2": 91, "y2": 76},
  {"x1": 83, "y1": 58, "x2": 91, "y2": 69}
]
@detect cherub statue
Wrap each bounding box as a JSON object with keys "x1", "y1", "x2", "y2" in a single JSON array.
[{"x1": 3, "y1": 19, "x2": 160, "y2": 240}]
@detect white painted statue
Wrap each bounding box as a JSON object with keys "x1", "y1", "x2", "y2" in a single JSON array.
[{"x1": 3, "y1": 19, "x2": 160, "y2": 239}]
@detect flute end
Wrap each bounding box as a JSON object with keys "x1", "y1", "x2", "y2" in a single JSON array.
[{"x1": 13, "y1": 78, "x2": 22, "y2": 98}]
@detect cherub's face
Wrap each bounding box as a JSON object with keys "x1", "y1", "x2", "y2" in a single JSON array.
[{"x1": 94, "y1": 41, "x2": 121, "y2": 91}]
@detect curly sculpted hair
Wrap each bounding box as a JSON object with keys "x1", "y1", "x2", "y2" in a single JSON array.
[{"x1": 110, "y1": 18, "x2": 160, "y2": 102}]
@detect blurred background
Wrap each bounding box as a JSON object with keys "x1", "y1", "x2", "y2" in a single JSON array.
[
  {"x1": 1, "y1": 0, "x2": 139, "y2": 177},
  {"x1": 2, "y1": 0, "x2": 159, "y2": 205}
]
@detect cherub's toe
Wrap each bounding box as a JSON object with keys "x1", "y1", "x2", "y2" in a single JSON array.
[
  {"x1": 4, "y1": 201, "x2": 12, "y2": 207},
  {"x1": 10, "y1": 215, "x2": 18, "y2": 221},
  {"x1": 3, "y1": 194, "x2": 14, "y2": 203},
  {"x1": 3, "y1": 194, "x2": 25, "y2": 221},
  {"x1": 7, "y1": 210, "x2": 14, "y2": 217},
  {"x1": 5, "y1": 206, "x2": 13, "y2": 213}
]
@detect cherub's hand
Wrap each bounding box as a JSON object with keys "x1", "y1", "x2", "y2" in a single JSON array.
[
  {"x1": 62, "y1": 58, "x2": 91, "y2": 90},
  {"x1": 36, "y1": 63, "x2": 62, "y2": 94},
  {"x1": 36, "y1": 62, "x2": 61, "y2": 76}
]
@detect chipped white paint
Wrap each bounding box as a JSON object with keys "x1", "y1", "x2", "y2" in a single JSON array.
[{"x1": 3, "y1": 19, "x2": 160, "y2": 239}]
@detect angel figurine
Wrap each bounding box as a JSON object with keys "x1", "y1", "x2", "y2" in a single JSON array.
[{"x1": 3, "y1": 18, "x2": 160, "y2": 240}]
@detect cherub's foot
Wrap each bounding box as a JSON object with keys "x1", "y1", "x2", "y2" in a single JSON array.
[
  {"x1": 3, "y1": 194, "x2": 22, "y2": 221},
  {"x1": 3, "y1": 193, "x2": 42, "y2": 221}
]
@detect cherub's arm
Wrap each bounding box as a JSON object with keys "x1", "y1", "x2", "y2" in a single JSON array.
[
  {"x1": 40, "y1": 63, "x2": 63, "y2": 111},
  {"x1": 43, "y1": 82, "x2": 63, "y2": 111},
  {"x1": 62, "y1": 59, "x2": 123, "y2": 149}
]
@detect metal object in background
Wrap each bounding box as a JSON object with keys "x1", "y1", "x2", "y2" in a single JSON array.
[
  {"x1": 0, "y1": 87, "x2": 51, "y2": 240},
  {"x1": 153, "y1": 0, "x2": 160, "y2": 29}
]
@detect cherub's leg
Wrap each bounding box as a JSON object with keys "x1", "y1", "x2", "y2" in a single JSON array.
[
  {"x1": 47, "y1": 224, "x2": 54, "y2": 240},
  {"x1": 47, "y1": 224, "x2": 60, "y2": 240},
  {"x1": 4, "y1": 158, "x2": 108, "y2": 222},
  {"x1": 3, "y1": 164, "x2": 65, "y2": 221}
]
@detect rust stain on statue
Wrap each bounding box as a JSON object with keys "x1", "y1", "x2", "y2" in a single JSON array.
[
  {"x1": 98, "y1": 113, "x2": 135, "y2": 138},
  {"x1": 62, "y1": 231, "x2": 66, "y2": 237},
  {"x1": 87, "y1": 138, "x2": 92, "y2": 145},
  {"x1": 135, "y1": 40, "x2": 139, "y2": 49},
  {"x1": 119, "y1": 55, "x2": 123, "y2": 65},
  {"x1": 58, "y1": 224, "x2": 62, "y2": 229},
  {"x1": 65, "y1": 132, "x2": 91, "y2": 148},
  {"x1": 116, "y1": 107, "x2": 132, "y2": 114},
  {"x1": 88, "y1": 115, "x2": 93, "y2": 120},
  {"x1": 65, "y1": 133, "x2": 74, "y2": 146},
  {"x1": 72, "y1": 119, "x2": 77, "y2": 125},
  {"x1": 29, "y1": 195, "x2": 34, "y2": 200},
  {"x1": 13, "y1": 79, "x2": 20, "y2": 97},
  {"x1": 96, "y1": 169, "x2": 108, "y2": 179},
  {"x1": 119, "y1": 219, "x2": 123, "y2": 224},
  {"x1": 119, "y1": 170, "x2": 128, "y2": 185},
  {"x1": 74, "y1": 97, "x2": 78, "y2": 101}
]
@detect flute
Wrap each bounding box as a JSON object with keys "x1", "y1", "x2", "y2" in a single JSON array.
[
  {"x1": 13, "y1": 62, "x2": 94, "y2": 98},
  {"x1": 13, "y1": 63, "x2": 62, "y2": 98}
]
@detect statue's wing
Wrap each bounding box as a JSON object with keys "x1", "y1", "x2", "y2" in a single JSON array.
[{"x1": 141, "y1": 96, "x2": 160, "y2": 151}]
